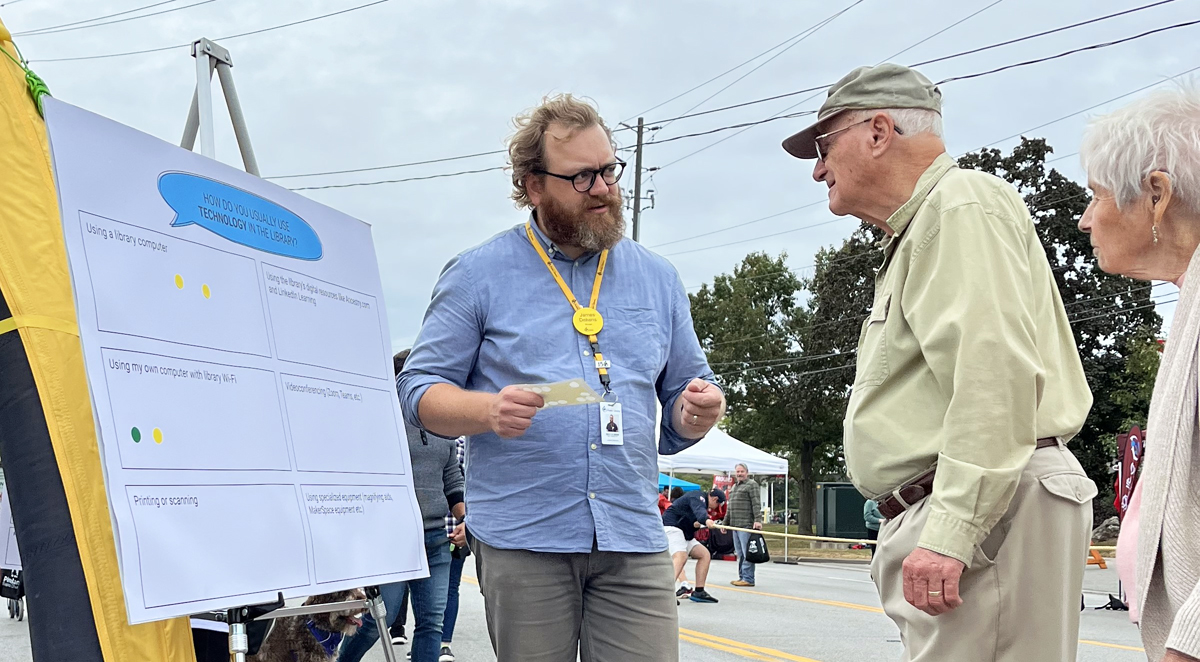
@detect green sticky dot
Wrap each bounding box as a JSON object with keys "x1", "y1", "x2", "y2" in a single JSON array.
[{"x1": 131, "y1": 427, "x2": 141, "y2": 443}]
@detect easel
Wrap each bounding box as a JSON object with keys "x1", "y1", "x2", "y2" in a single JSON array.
[{"x1": 178, "y1": 37, "x2": 400, "y2": 662}]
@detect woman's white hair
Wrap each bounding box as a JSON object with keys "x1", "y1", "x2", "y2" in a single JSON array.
[
  {"x1": 845, "y1": 107, "x2": 943, "y2": 139},
  {"x1": 1081, "y1": 83, "x2": 1200, "y2": 214}
]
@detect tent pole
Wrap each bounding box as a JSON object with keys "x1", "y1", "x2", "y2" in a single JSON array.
[{"x1": 784, "y1": 476, "x2": 790, "y2": 560}]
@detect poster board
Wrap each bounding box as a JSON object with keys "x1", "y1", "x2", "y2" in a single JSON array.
[{"x1": 44, "y1": 98, "x2": 427, "y2": 624}]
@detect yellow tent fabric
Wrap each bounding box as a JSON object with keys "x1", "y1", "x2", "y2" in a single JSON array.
[{"x1": 0, "y1": 20, "x2": 197, "y2": 662}]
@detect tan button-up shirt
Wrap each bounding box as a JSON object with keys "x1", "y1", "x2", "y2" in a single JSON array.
[{"x1": 843, "y1": 153, "x2": 1092, "y2": 565}]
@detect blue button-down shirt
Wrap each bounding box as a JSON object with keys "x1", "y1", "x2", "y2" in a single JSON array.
[{"x1": 398, "y1": 218, "x2": 718, "y2": 554}]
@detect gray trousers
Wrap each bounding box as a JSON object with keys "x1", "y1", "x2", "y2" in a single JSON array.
[
  {"x1": 472, "y1": 538, "x2": 679, "y2": 662},
  {"x1": 872, "y1": 443, "x2": 1096, "y2": 661}
]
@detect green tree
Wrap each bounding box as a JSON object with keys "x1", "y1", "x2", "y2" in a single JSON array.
[{"x1": 688, "y1": 252, "x2": 836, "y2": 532}]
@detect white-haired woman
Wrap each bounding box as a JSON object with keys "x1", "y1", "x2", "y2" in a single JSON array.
[{"x1": 1077, "y1": 85, "x2": 1200, "y2": 662}]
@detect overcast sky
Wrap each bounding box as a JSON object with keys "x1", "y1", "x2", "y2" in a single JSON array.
[{"x1": 4, "y1": 0, "x2": 1195, "y2": 348}]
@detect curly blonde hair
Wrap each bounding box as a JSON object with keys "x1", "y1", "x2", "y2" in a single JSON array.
[{"x1": 508, "y1": 94, "x2": 615, "y2": 208}]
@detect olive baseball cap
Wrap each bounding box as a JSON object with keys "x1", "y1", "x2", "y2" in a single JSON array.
[{"x1": 781, "y1": 63, "x2": 942, "y2": 159}]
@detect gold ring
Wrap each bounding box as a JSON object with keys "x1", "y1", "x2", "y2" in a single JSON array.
[{"x1": 928, "y1": 591, "x2": 942, "y2": 597}]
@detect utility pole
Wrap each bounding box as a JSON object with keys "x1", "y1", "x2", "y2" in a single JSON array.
[{"x1": 631, "y1": 117, "x2": 644, "y2": 242}]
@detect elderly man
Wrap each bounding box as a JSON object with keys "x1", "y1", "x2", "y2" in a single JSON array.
[
  {"x1": 781, "y1": 63, "x2": 1096, "y2": 660},
  {"x1": 398, "y1": 94, "x2": 725, "y2": 662},
  {"x1": 722, "y1": 463, "x2": 762, "y2": 587}
]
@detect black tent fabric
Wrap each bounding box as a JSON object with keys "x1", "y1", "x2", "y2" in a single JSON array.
[{"x1": 0, "y1": 287, "x2": 104, "y2": 660}]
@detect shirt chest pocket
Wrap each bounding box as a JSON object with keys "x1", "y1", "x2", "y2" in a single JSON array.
[
  {"x1": 601, "y1": 306, "x2": 666, "y2": 374},
  {"x1": 854, "y1": 293, "x2": 891, "y2": 388}
]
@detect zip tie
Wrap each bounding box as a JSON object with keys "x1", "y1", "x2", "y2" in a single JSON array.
[{"x1": 0, "y1": 42, "x2": 51, "y2": 117}]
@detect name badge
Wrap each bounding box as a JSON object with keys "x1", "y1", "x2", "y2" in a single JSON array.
[{"x1": 600, "y1": 401, "x2": 623, "y2": 446}]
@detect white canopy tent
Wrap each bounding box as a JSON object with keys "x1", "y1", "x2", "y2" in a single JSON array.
[
  {"x1": 657, "y1": 427, "x2": 787, "y2": 475},
  {"x1": 658, "y1": 427, "x2": 794, "y2": 557}
]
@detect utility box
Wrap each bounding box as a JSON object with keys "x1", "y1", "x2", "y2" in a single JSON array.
[{"x1": 815, "y1": 482, "x2": 869, "y2": 540}]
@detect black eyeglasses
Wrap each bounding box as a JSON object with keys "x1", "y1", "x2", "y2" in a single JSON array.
[
  {"x1": 534, "y1": 161, "x2": 626, "y2": 193},
  {"x1": 814, "y1": 119, "x2": 904, "y2": 162}
]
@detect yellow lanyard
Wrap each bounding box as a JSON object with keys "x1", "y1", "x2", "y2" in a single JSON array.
[{"x1": 525, "y1": 222, "x2": 613, "y2": 393}]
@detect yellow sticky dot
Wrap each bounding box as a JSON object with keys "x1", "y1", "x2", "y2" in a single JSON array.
[
  {"x1": 152, "y1": 428, "x2": 163, "y2": 444},
  {"x1": 174, "y1": 274, "x2": 184, "y2": 289},
  {"x1": 202, "y1": 284, "x2": 211, "y2": 299}
]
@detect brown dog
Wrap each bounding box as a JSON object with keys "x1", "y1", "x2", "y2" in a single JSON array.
[{"x1": 251, "y1": 589, "x2": 367, "y2": 662}]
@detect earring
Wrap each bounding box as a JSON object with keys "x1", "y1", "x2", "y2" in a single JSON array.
[
  {"x1": 1153, "y1": 224, "x2": 1160, "y2": 245},
  {"x1": 1153, "y1": 195, "x2": 1161, "y2": 205}
]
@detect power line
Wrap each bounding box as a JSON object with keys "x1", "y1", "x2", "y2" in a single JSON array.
[
  {"x1": 248, "y1": 6, "x2": 1193, "y2": 191},
  {"x1": 669, "y1": 60, "x2": 1194, "y2": 255},
  {"x1": 13, "y1": 0, "x2": 213, "y2": 37},
  {"x1": 664, "y1": 218, "x2": 852, "y2": 258},
  {"x1": 935, "y1": 18, "x2": 1200, "y2": 86},
  {"x1": 28, "y1": 0, "x2": 390, "y2": 63},
  {"x1": 654, "y1": 200, "x2": 828, "y2": 249},
  {"x1": 913, "y1": 0, "x2": 1180, "y2": 68},
  {"x1": 13, "y1": 0, "x2": 182, "y2": 35},
  {"x1": 881, "y1": 0, "x2": 1007, "y2": 62},
  {"x1": 266, "y1": 149, "x2": 507, "y2": 181},
  {"x1": 642, "y1": 111, "x2": 816, "y2": 147},
  {"x1": 646, "y1": 0, "x2": 1182, "y2": 129},
  {"x1": 618, "y1": 6, "x2": 862, "y2": 125},
  {"x1": 287, "y1": 165, "x2": 506, "y2": 191},
  {"x1": 679, "y1": 190, "x2": 1094, "y2": 290},
  {"x1": 1070, "y1": 297, "x2": 1175, "y2": 325},
  {"x1": 712, "y1": 288, "x2": 1170, "y2": 373},
  {"x1": 651, "y1": 0, "x2": 865, "y2": 137},
  {"x1": 972, "y1": 62, "x2": 1200, "y2": 153}
]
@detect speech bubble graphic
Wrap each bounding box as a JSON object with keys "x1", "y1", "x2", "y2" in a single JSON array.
[{"x1": 159, "y1": 172, "x2": 322, "y2": 260}]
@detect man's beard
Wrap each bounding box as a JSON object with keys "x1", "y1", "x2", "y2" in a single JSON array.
[{"x1": 538, "y1": 190, "x2": 626, "y2": 253}]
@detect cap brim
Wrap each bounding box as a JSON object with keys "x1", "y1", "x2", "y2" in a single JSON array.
[{"x1": 782, "y1": 121, "x2": 820, "y2": 159}]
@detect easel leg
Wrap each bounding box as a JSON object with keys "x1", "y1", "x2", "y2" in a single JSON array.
[
  {"x1": 227, "y1": 607, "x2": 248, "y2": 662},
  {"x1": 366, "y1": 586, "x2": 400, "y2": 662}
]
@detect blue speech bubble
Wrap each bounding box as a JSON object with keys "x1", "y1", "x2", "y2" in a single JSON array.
[{"x1": 159, "y1": 172, "x2": 322, "y2": 260}]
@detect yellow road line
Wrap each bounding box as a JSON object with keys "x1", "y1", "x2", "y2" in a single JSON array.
[
  {"x1": 469, "y1": 571, "x2": 1141, "y2": 654},
  {"x1": 680, "y1": 628, "x2": 821, "y2": 661},
  {"x1": 679, "y1": 634, "x2": 779, "y2": 661},
  {"x1": 711, "y1": 585, "x2": 1143, "y2": 652},
  {"x1": 711, "y1": 584, "x2": 885, "y2": 613},
  {"x1": 1079, "y1": 639, "x2": 1145, "y2": 652}
]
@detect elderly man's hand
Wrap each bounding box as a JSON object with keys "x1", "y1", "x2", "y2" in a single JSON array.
[
  {"x1": 451, "y1": 523, "x2": 467, "y2": 548},
  {"x1": 902, "y1": 547, "x2": 966, "y2": 615},
  {"x1": 752, "y1": 522, "x2": 762, "y2": 531}
]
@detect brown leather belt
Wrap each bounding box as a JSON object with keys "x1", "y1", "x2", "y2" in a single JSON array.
[{"x1": 876, "y1": 437, "x2": 1059, "y2": 520}]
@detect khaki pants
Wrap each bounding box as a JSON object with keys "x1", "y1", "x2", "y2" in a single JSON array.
[
  {"x1": 472, "y1": 538, "x2": 679, "y2": 662},
  {"x1": 872, "y1": 444, "x2": 1096, "y2": 661}
]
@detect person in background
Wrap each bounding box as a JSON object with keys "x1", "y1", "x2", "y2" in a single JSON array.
[
  {"x1": 438, "y1": 438, "x2": 467, "y2": 662},
  {"x1": 658, "y1": 486, "x2": 672, "y2": 515},
  {"x1": 339, "y1": 350, "x2": 464, "y2": 662},
  {"x1": 662, "y1": 488, "x2": 724, "y2": 604},
  {"x1": 723, "y1": 463, "x2": 763, "y2": 587},
  {"x1": 1076, "y1": 84, "x2": 1200, "y2": 662},
  {"x1": 668, "y1": 486, "x2": 693, "y2": 595},
  {"x1": 863, "y1": 499, "x2": 883, "y2": 558}
]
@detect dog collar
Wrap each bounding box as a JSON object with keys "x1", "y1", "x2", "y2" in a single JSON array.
[{"x1": 304, "y1": 620, "x2": 345, "y2": 657}]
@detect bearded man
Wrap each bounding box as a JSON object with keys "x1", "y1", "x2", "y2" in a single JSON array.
[{"x1": 397, "y1": 94, "x2": 724, "y2": 662}]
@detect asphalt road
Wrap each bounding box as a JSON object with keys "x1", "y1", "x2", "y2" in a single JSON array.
[{"x1": 0, "y1": 557, "x2": 1143, "y2": 661}]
